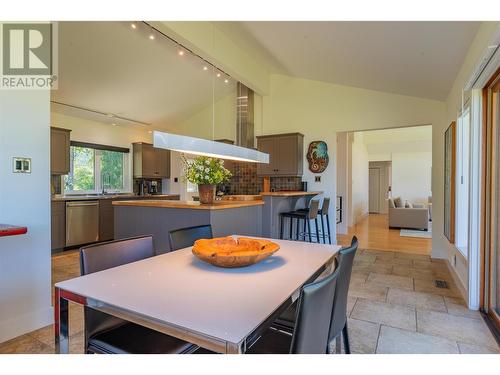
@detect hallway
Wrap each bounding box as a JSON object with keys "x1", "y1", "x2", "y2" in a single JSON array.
[{"x1": 337, "y1": 214, "x2": 431, "y2": 255}]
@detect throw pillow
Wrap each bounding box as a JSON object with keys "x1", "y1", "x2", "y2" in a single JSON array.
[
  {"x1": 405, "y1": 201, "x2": 413, "y2": 208},
  {"x1": 393, "y1": 197, "x2": 402, "y2": 208}
]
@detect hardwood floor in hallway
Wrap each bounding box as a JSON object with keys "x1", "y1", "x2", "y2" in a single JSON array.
[{"x1": 337, "y1": 214, "x2": 431, "y2": 255}]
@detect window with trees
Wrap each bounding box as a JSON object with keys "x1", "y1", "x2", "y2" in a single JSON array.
[{"x1": 64, "y1": 142, "x2": 130, "y2": 194}]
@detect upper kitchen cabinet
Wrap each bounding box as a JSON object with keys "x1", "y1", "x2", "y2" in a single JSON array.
[
  {"x1": 133, "y1": 142, "x2": 170, "y2": 179},
  {"x1": 50, "y1": 127, "x2": 71, "y2": 175},
  {"x1": 256, "y1": 133, "x2": 304, "y2": 177}
]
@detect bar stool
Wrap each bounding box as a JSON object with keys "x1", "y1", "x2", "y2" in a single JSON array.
[
  {"x1": 280, "y1": 200, "x2": 320, "y2": 242},
  {"x1": 297, "y1": 197, "x2": 331, "y2": 244}
]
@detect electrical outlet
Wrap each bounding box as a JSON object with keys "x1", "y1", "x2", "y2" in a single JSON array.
[
  {"x1": 453, "y1": 254, "x2": 457, "y2": 267},
  {"x1": 315, "y1": 176, "x2": 321, "y2": 182}
]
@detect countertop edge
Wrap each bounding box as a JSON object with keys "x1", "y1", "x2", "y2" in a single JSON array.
[{"x1": 112, "y1": 200, "x2": 265, "y2": 210}]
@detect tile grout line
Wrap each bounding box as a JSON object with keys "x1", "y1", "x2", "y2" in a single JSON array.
[{"x1": 374, "y1": 324, "x2": 382, "y2": 354}]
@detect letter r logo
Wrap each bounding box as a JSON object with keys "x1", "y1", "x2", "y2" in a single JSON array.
[{"x1": 2, "y1": 23, "x2": 52, "y2": 75}]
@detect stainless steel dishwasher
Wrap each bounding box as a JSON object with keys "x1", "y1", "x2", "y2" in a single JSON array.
[{"x1": 66, "y1": 201, "x2": 99, "y2": 247}]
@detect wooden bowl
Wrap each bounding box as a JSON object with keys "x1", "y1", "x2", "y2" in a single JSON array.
[{"x1": 192, "y1": 236, "x2": 280, "y2": 268}]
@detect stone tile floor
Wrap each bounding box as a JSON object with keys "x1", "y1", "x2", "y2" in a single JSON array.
[{"x1": 0, "y1": 248, "x2": 499, "y2": 354}]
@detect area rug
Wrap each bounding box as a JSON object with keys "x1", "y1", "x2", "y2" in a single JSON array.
[{"x1": 400, "y1": 222, "x2": 432, "y2": 238}]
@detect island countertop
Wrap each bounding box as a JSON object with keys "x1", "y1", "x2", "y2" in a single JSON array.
[
  {"x1": 112, "y1": 199, "x2": 265, "y2": 210},
  {"x1": 259, "y1": 191, "x2": 322, "y2": 197}
]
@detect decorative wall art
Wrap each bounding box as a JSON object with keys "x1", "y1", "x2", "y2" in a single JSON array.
[{"x1": 307, "y1": 141, "x2": 329, "y2": 173}]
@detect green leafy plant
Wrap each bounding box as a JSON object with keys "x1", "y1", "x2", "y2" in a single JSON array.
[{"x1": 182, "y1": 155, "x2": 232, "y2": 185}]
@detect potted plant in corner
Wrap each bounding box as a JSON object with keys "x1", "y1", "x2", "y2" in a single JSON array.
[{"x1": 183, "y1": 155, "x2": 232, "y2": 204}]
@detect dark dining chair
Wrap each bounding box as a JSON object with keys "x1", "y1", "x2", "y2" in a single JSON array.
[
  {"x1": 168, "y1": 224, "x2": 213, "y2": 251},
  {"x1": 272, "y1": 236, "x2": 359, "y2": 354},
  {"x1": 246, "y1": 263, "x2": 339, "y2": 354},
  {"x1": 80, "y1": 235, "x2": 197, "y2": 354}
]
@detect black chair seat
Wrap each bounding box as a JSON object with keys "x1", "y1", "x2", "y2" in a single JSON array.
[
  {"x1": 88, "y1": 322, "x2": 197, "y2": 354},
  {"x1": 246, "y1": 329, "x2": 293, "y2": 354}
]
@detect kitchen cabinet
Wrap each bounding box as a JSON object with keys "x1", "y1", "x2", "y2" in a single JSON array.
[
  {"x1": 51, "y1": 201, "x2": 66, "y2": 251},
  {"x1": 256, "y1": 133, "x2": 304, "y2": 177},
  {"x1": 51, "y1": 195, "x2": 180, "y2": 251},
  {"x1": 51, "y1": 127, "x2": 71, "y2": 175},
  {"x1": 133, "y1": 142, "x2": 170, "y2": 179}
]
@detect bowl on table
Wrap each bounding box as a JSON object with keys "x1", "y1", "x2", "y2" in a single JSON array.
[{"x1": 192, "y1": 236, "x2": 280, "y2": 268}]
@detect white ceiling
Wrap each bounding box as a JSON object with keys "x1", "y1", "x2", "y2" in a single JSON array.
[
  {"x1": 52, "y1": 22, "x2": 236, "y2": 128},
  {"x1": 218, "y1": 21, "x2": 481, "y2": 100}
]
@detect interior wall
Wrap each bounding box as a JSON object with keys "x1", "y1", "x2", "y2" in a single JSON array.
[
  {"x1": 336, "y1": 132, "x2": 349, "y2": 234},
  {"x1": 441, "y1": 22, "x2": 500, "y2": 298},
  {"x1": 351, "y1": 133, "x2": 369, "y2": 224},
  {"x1": 260, "y1": 74, "x2": 445, "y2": 244},
  {"x1": 391, "y1": 151, "x2": 432, "y2": 205},
  {"x1": 0, "y1": 89, "x2": 52, "y2": 343}
]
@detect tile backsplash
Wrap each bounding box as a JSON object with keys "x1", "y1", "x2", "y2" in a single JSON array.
[{"x1": 220, "y1": 161, "x2": 303, "y2": 195}]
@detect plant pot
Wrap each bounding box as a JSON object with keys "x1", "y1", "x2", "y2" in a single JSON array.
[{"x1": 198, "y1": 184, "x2": 216, "y2": 204}]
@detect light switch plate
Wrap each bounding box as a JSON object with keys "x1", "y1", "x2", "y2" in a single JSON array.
[
  {"x1": 315, "y1": 176, "x2": 321, "y2": 182},
  {"x1": 13, "y1": 157, "x2": 31, "y2": 173}
]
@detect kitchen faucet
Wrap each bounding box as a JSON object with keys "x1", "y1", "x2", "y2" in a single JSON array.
[{"x1": 101, "y1": 172, "x2": 111, "y2": 195}]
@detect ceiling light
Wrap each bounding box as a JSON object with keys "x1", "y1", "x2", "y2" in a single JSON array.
[
  {"x1": 131, "y1": 23, "x2": 137, "y2": 29},
  {"x1": 203, "y1": 66, "x2": 208, "y2": 71},
  {"x1": 178, "y1": 50, "x2": 185, "y2": 56},
  {"x1": 148, "y1": 130, "x2": 152, "y2": 134},
  {"x1": 149, "y1": 34, "x2": 155, "y2": 40},
  {"x1": 224, "y1": 78, "x2": 229, "y2": 83},
  {"x1": 112, "y1": 123, "x2": 117, "y2": 126},
  {"x1": 154, "y1": 131, "x2": 269, "y2": 163},
  {"x1": 216, "y1": 73, "x2": 221, "y2": 78}
]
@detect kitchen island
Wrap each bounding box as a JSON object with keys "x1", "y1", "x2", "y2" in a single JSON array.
[
  {"x1": 113, "y1": 199, "x2": 264, "y2": 254},
  {"x1": 260, "y1": 191, "x2": 323, "y2": 239},
  {"x1": 113, "y1": 191, "x2": 323, "y2": 254}
]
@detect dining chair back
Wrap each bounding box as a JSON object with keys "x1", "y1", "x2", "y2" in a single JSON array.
[
  {"x1": 290, "y1": 265, "x2": 339, "y2": 354},
  {"x1": 169, "y1": 224, "x2": 213, "y2": 251},
  {"x1": 79, "y1": 236, "x2": 155, "y2": 345},
  {"x1": 328, "y1": 236, "x2": 358, "y2": 353}
]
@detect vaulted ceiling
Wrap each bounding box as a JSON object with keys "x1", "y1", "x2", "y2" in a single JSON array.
[{"x1": 216, "y1": 21, "x2": 481, "y2": 100}]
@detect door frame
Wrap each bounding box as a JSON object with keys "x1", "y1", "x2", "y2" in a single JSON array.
[{"x1": 480, "y1": 66, "x2": 500, "y2": 332}]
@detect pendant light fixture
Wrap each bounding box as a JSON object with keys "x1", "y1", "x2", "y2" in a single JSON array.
[
  {"x1": 145, "y1": 21, "x2": 269, "y2": 164},
  {"x1": 153, "y1": 131, "x2": 269, "y2": 163}
]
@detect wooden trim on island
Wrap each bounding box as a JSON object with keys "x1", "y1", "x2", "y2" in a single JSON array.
[{"x1": 112, "y1": 199, "x2": 265, "y2": 210}]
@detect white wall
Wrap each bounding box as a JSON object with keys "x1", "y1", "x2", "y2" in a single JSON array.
[
  {"x1": 440, "y1": 22, "x2": 500, "y2": 297},
  {"x1": 0, "y1": 89, "x2": 52, "y2": 343},
  {"x1": 351, "y1": 133, "x2": 369, "y2": 224},
  {"x1": 391, "y1": 152, "x2": 432, "y2": 205},
  {"x1": 260, "y1": 74, "x2": 445, "y2": 245}
]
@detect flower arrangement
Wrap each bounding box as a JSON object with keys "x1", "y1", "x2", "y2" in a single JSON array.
[{"x1": 182, "y1": 155, "x2": 232, "y2": 186}]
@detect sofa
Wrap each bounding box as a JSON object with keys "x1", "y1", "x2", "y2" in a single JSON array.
[{"x1": 388, "y1": 197, "x2": 429, "y2": 231}]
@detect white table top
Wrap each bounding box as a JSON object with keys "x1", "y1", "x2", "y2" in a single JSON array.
[{"x1": 56, "y1": 236, "x2": 340, "y2": 351}]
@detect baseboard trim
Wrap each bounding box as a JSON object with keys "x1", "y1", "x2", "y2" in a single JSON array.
[
  {"x1": 444, "y1": 260, "x2": 468, "y2": 302},
  {"x1": 0, "y1": 306, "x2": 53, "y2": 343}
]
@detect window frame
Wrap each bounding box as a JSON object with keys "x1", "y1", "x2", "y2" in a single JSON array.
[{"x1": 64, "y1": 144, "x2": 131, "y2": 195}]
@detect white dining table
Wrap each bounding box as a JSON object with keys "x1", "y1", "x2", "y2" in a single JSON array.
[{"x1": 54, "y1": 236, "x2": 340, "y2": 354}]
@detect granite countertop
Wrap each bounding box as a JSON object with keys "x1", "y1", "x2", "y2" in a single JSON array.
[
  {"x1": 112, "y1": 199, "x2": 265, "y2": 210},
  {"x1": 259, "y1": 191, "x2": 323, "y2": 197},
  {"x1": 51, "y1": 194, "x2": 180, "y2": 202}
]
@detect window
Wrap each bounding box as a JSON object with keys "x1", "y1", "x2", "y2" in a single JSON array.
[
  {"x1": 455, "y1": 106, "x2": 470, "y2": 258},
  {"x1": 64, "y1": 143, "x2": 130, "y2": 194}
]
